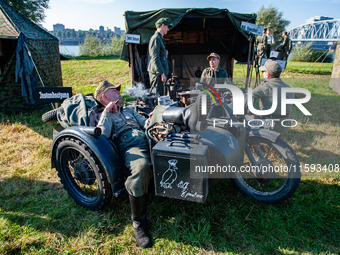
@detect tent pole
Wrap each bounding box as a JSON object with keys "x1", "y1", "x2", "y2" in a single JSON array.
[
  {"x1": 129, "y1": 43, "x2": 135, "y2": 85},
  {"x1": 245, "y1": 40, "x2": 252, "y2": 90}
]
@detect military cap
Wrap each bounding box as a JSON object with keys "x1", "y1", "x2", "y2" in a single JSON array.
[
  {"x1": 259, "y1": 59, "x2": 282, "y2": 77},
  {"x1": 155, "y1": 18, "x2": 173, "y2": 28},
  {"x1": 263, "y1": 27, "x2": 268, "y2": 31},
  {"x1": 94, "y1": 80, "x2": 121, "y2": 102},
  {"x1": 207, "y1": 52, "x2": 220, "y2": 61}
]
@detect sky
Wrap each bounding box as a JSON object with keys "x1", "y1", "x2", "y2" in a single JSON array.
[{"x1": 43, "y1": 0, "x2": 340, "y2": 32}]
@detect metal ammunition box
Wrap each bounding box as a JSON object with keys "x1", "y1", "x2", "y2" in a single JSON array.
[{"x1": 151, "y1": 139, "x2": 209, "y2": 203}]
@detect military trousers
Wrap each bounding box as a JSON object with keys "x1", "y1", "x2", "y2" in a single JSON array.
[
  {"x1": 115, "y1": 129, "x2": 153, "y2": 197},
  {"x1": 277, "y1": 51, "x2": 289, "y2": 61},
  {"x1": 257, "y1": 48, "x2": 267, "y2": 67},
  {"x1": 149, "y1": 72, "x2": 165, "y2": 96},
  {"x1": 266, "y1": 45, "x2": 271, "y2": 59}
]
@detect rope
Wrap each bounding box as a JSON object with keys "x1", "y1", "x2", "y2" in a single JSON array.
[
  {"x1": 311, "y1": 48, "x2": 333, "y2": 75},
  {"x1": 301, "y1": 43, "x2": 336, "y2": 75},
  {"x1": 59, "y1": 41, "x2": 77, "y2": 61}
]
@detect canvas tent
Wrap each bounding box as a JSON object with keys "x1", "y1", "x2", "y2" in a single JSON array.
[
  {"x1": 0, "y1": 0, "x2": 62, "y2": 114},
  {"x1": 121, "y1": 8, "x2": 256, "y2": 88}
]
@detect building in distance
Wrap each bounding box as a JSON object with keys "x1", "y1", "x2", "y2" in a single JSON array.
[
  {"x1": 49, "y1": 24, "x2": 125, "y2": 45},
  {"x1": 53, "y1": 23, "x2": 65, "y2": 32}
]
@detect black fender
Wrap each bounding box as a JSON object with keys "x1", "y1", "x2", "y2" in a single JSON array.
[
  {"x1": 247, "y1": 128, "x2": 281, "y2": 142},
  {"x1": 197, "y1": 126, "x2": 245, "y2": 180},
  {"x1": 51, "y1": 126, "x2": 126, "y2": 195}
]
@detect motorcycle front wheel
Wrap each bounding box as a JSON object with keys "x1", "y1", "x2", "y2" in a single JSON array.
[
  {"x1": 54, "y1": 137, "x2": 112, "y2": 210},
  {"x1": 232, "y1": 136, "x2": 301, "y2": 204}
]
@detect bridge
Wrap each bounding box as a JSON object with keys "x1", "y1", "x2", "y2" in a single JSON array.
[{"x1": 288, "y1": 18, "x2": 340, "y2": 50}]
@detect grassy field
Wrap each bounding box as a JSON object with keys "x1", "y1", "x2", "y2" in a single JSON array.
[{"x1": 0, "y1": 57, "x2": 339, "y2": 254}]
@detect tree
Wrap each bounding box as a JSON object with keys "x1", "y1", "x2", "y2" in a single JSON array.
[
  {"x1": 71, "y1": 29, "x2": 76, "y2": 38},
  {"x1": 2, "y1": 0, "x2": 49, "y2": 24},
  {"x1": 256, "y1": 5, "x2": 290, "y2": 45},
  {"x1": 79, "y1": 35, "x2": 103, "y2": 57}
]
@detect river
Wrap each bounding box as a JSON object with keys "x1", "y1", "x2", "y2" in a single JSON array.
[{"x1": 59, "y1": 45, "x2": 80, "y2": 56}]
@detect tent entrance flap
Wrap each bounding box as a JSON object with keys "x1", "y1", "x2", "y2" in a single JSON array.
[
  {"x1": 15, "y1": 33, "x2": 38, "y2": 105},
  {"x1": 121, "y1": 8, "x2": 256, "y2": 86}
]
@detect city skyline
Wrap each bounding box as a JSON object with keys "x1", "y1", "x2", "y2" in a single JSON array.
[{"x1": 50, "y1": 23, "x2": 124, "y2": 33}]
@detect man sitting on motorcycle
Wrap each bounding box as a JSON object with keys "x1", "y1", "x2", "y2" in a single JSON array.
[
  {"x1": 252, "y1": 59, "x2": 294, "y2": 135},
  {"x1": 94, "y1": 80, "x2": 210, "y2": 249},
  {"x1": 94, "y1": 80, "x2": 154, "y2": 249}
]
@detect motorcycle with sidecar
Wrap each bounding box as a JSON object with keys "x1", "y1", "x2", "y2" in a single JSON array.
[{"x1": 42, "y1": 85, "x2": 301, "y2": 210}]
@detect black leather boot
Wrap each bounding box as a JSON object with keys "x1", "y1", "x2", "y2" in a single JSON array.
[
  {"x1": 129, "y1": 194, "x2": 152, "y2": 249},
  {"x1": 162, "y1": 91, "x2": 211, "y2": 132}
]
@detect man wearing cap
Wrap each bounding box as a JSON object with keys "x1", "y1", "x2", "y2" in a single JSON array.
[
  {"x1": 94, "y1": 80, "x2": 153, "y2": 249},
  {"x1": 200, "y1": 52, "x2": 229, "y2": 86},
  {"x1": 252, "y1": 59, "x2": 294, "y2": 135},
  {"x1": 148, "y1": 17, "x2": 172, "y2": 96},
  {"x1": 276, "y1": 31, "x2": 292, "y2": 61},
  {"x1": 255, "y1": 28, "x2": 268, "y2": 66}
]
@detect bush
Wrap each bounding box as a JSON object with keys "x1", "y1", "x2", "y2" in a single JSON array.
[
  {"x1": 290, "y1": 43, "x2": 333, "y2": 63},
  {"x1": 79, "y1": 35, "x2": 103, "y2": 57},
  {"x1": 310, "y1": 50, "x2": 333, "y2": 63},
  {"x1": 79, "y1": 34, "x2": 125, "y2": 57},
  {"x1": 289, "y1": 43, "x2": 314, "y2": 62}
]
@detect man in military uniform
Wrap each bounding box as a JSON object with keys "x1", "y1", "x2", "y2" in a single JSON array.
[
  {"x1": 276, "y1": 31, "x2": 292, "y2": 61},
  {"x1": 148, "y1": 18, "x2": 172, "y2": 96},
  {"x1": 94, "y1": 81, "x2": 153, "y2": 249},
  {"x1": 252, "y1": 60, "x2": 294, "y2": 135},
  {"x1": 200, "y1": 52, "x2": 229, "y2": 86},
  {"x1": 255, "y1": 28, "x2": 268, "y2": 67}
]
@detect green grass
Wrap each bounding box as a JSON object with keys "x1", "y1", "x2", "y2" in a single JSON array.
[
  {"x1": 61, "y1": 55, "x2": 131, "y2": 95},
  {"x1": 0, "y1": 59, "x2": 339, "y2": 254},
  {"x1": 233, "y1": 61, "x2": 333, "y2": 81}
]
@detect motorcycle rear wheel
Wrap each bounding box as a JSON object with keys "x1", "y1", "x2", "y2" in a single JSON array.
[
  {"x1": 232, "y1": 136, "x2": 301, "y2": 204},
  {"x1": 55, "y1": 137, "x2": 112, "y2": 210}
]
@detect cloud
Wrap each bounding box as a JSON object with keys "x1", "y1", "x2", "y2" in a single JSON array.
[{"x1": 69, "y1": 0, "x2": 115, "y2": 3}]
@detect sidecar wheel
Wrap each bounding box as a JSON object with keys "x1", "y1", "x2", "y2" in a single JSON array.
[
  {"x1": 232, "y1": 136, "x2": 301, "y2": 204},
  {"x1": 55, "y1": 137, "x2": 112, "y2": 210}
]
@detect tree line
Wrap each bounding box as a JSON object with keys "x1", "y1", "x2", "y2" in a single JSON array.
[{"x1": 50, "y1": 29, "x2": 121, "y2": 41}]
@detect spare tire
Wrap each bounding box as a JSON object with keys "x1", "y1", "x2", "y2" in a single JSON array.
[{"x1": 42, "y1": 109, "x2": 58, "y2": 123}]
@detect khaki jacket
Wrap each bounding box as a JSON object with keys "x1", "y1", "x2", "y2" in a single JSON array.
[
  {"x1": 252, "y1": 78, "x2": 294, "y2": 115},
  {"x1": 147, "y1": 31, "x2": 168, "y2": 75},
  {"x1": 256, "y1": 34, "x2": 268, "y2": 51},
  {"x1": 277, "y1": 36, "x2": 292, "y2": 59},
  {"x1": 97, "y1": 107, "x2": 147, "y2": 140},
  {"x1": 200, "y1": 67, "x2": 228, "y2": 86}
]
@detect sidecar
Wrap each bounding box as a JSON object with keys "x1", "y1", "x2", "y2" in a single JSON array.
[{"x1": 48, "y1": 100, "x2": 247, "y2": 210}]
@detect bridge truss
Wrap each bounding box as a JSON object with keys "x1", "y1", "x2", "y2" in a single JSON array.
[{"x1": 289, "y1": 19, "x2": 340, "y2": 42}]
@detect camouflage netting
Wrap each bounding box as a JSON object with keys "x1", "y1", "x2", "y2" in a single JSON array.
[{"x1": 0, "y1": 0, "x2": 62, "y2": 114}]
